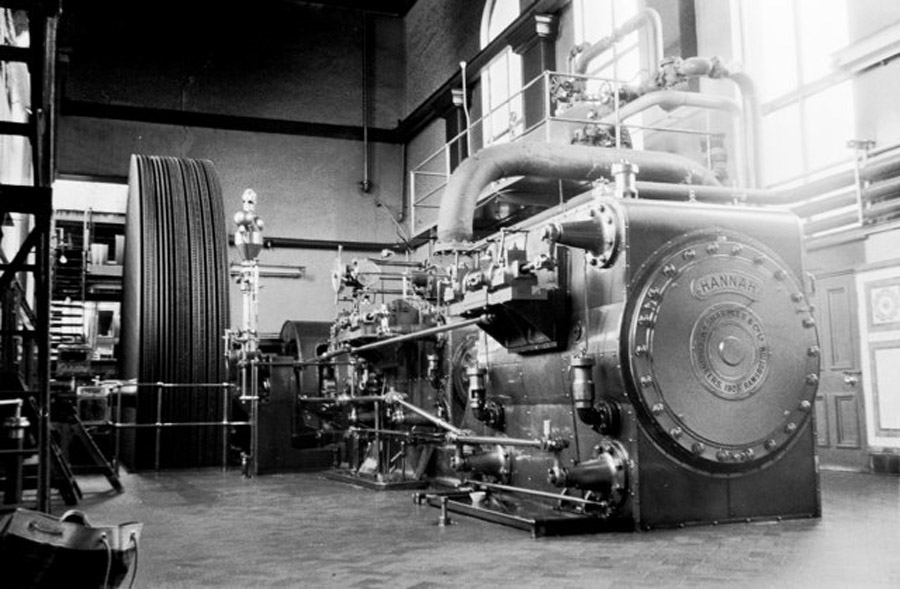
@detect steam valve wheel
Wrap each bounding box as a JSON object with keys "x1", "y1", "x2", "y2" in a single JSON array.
[{"x1": 625, "y1": 231, "x2": 820, "y2": 474}]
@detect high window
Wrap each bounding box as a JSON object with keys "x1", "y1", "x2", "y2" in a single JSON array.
[
  {"x1": 574, "y1": 0, "x2": 643, "y2": 83},
  {"x1": 480, "y1": 0, "x2": 523, "y2": 145},
  {"x1": 739, "y1": 0, "x2": 854, "y2": 186}
]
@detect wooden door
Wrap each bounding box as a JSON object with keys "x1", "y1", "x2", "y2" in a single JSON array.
[{"x1": 813, "y1": 272, "x2": 869, "y2": 470}]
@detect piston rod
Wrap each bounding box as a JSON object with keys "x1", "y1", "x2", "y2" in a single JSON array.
[
  {"x1": 452, "y1": 434, "x2": 568, "y2": 451},
  {"x1": 316, "y1": 315, "x2": 491, "y2": 361}
]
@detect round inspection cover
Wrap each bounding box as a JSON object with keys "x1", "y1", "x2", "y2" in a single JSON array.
[{"x1": 625, "y1": 231, "x2": 820, "y2": 474}]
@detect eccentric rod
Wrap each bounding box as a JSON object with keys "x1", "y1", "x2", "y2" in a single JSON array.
[
  {"x1": 465, "y1": 480, "x2": 605, "y2": 507},
  {"x1": 384, "y1": 390, "x2": 465, "y2": 436}
]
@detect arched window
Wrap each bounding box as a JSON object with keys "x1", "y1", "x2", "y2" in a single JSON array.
[{"x1": 480, "y1": 0, "x2": 523, "y2": 146}]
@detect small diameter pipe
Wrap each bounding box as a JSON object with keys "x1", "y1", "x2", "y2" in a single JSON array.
[
  {"x1": 349, "y1": 427, "x2": 444, "y2": 442},
  {"x1": 298, "y1": 395, "x2": 386, "y2": 404},
  {"x1": 451, "y1": 434, "x2": 567, "y2": 451},
  {"x1": 465, "y1": 479, "x2": 606, "y2": 508},
  {"x1": 317, "y1": 315, "x2": 490, "y2": 361}
]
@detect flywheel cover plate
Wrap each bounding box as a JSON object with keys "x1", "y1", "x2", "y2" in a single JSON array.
[{"x1": 627, "y1": 231, "x2": 819, "y2": 473}]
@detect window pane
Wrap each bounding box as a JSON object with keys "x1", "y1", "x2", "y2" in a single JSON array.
[
  {"x1": 578, "y1": 0, "x2": 640, "y2": 79},
  {"x1": 762, "y1": 104, "x2": 803, "y2": 185},
  {"x1": 804, "y1": 81, "x2": 855, "y2": 171},
  {"x1": 756, "y1": 0, "x2": 799, "y2": 102},
  {"x1": 797, "y1": 0, "x2": 848, "y2": 83}
]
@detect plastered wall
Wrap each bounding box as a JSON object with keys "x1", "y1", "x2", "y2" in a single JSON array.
[{"x1": 57, "y1": 2, "x2": 406, "y2": 330}]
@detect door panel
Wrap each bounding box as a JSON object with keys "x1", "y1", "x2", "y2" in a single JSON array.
[
  {"x1": 814, "y1": 273, "x2": 868, "y2": 470},
  {"x1": 835, "y1": 394, "x2": 861, "y2": 448}
]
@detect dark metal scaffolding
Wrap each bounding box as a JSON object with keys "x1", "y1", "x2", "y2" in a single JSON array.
[{"x1": 0, "y1": 0, "x2": 60, "y2": 512}]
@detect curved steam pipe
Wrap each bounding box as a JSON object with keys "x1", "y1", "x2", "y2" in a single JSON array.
[
  {"x1": 657, "y1": 58, "x2": 762, "y2": 188},
  {"x1": 572, "y1": 8, "x2": 663, "y2": 76},
  {"x1": 436, "y1": 142, "x2": 721, "y2": 247}
]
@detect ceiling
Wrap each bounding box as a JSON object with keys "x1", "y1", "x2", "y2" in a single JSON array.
[{"x1": 299, "y1": 0, "x2": 419, "y2": 17}]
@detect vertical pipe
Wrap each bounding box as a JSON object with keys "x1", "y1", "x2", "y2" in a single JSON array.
[
  {"x1": 36, "y1": 208, "x2": 52, "y2": 512},
  {"x1": 250, "y1": 358, "x2": 259, "y2": 477},
  {"x1": 361, "y1": 12, "x2": 371, "y2": 193},
  {"x1": 460, "y1": 61, "x2": 472, "y2": 156}
]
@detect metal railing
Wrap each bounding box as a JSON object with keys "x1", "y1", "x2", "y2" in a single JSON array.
[
  {"x1": 106, "y1": 381, "x2": 250, "y2": 471},
  {"x1": 409, "y1": 70, "x2": 729, "y2": 237}
]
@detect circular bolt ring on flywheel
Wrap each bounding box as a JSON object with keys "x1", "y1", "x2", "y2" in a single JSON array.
[{"x1": 626, "y1": 230, "x2": 819, "y2": 475}]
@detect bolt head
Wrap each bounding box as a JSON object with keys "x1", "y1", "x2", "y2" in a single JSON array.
[
  {"x1": 651, "y1": 402, "x2": 664, "y2": 415},
  {"x1": 764, "y1": 439, "x2": 777, "y2": 450},
  {"x1": 806, "y1": 374, "x2": 819, "y2": 385},
  {"x1": 683, "y1": 249, "x2": 696, "y2": 260},
  {"x1": 785, "y1": 422, "x2": 797, "y2": 433},
  {"x1": 799, "y1": 400, "x2": 812, "y2": 411}
]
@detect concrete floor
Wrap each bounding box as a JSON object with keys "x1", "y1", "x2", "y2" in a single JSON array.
[{"x1": 63, "y1": 468, "x2": 899, "y2": 588}]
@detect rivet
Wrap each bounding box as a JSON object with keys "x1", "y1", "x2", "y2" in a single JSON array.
[
  {"x1": 716, "y1": 450, "x2": 731, "y2": 462},
  {"x1": 662, "y1": 264, "x2": 677, "y2": 277},
  {"x1": 731, "y1": 245, "x2": 743, "y2": 255},
  {"x1": 754, "y1": 256, "x2": 765, "y2": 265},
  {"x1": 691, "y1": 442, "x2": 705, "y2": 454},
  {"x1": 742, "y1": 448, "x2": 754, "y2": 461},
  {"x1": 774, "y1": 269, "x2": 786, "y2": 281},
  {"x1": 588, "y1": 257, "x2": 599, "y2": 266},
  {"x1": 707, "y1": 243, "x2": 720, "y2": 254},
  {"x1": 764, "y1": 439, "x2": 777, "y2": 450},
  {"x1": 807, "y1": 346, "x2": 820, "y2": 357},
  {"x1": 651, "y1": 402, "x2": 664, "y2": 415},
  {"x1": 647, "y1": 288, "x2": 661, "y2": 300},
  {"x1": 669, "y1": 427, "x2": 683, "y2": 439},
  {"x1": 799, "y1": 400, "x2": 811, "y2": 412},
  {"x1": 683, "y1": 249, "x2": 696, "y2": 260},
  {"x1": 791, "y1": 293, "x2": 804, "y2": 303},
  {"x1": 785, "y1": 422, "x2": 797, "y2": 433},
  {"x1": 638, "y1": 314, "x2": 655, "y2": 327},
  {"x1": 640, "y1": 376, "x2": 654, "y2": 387},
  {"x1": 635, "y1": 345, "x2": 648, "y2": 357},
  {"x1": 806, "y1": 374, "x2": 819, "y2": 385},
  {"x1": 598, "y1": 204, "x2": 606, "y2": 213},
  {"x1": 803, "y1": 318, "x2": 816, "y2": 328}
]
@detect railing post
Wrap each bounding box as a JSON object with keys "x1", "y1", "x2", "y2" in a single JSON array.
[
  {"x1": 155, "y1": 382, "x2": 163, "y2": 471},
  {"x1": 848, "y1": 139, "x2": 876, "y2": 226}
]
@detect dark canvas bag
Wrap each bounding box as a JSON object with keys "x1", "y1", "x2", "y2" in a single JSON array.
[{"x1": 0, "y1": 508, "x2": 142, "y2": 589}]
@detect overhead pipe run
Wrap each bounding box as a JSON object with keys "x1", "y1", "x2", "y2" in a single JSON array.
[
  {"x1": 435, "y1": 142, "x2": 721, "y2": 248},
  {"x1": 598, "y1": 90, "x2": 749, "y2": 186}
]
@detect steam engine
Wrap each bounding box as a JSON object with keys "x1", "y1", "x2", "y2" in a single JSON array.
[{"x1": 291, "y1": 149, "x2": 821, "y2": 535}]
